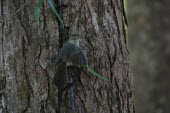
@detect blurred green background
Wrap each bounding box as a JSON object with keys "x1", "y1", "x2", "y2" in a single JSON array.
[{"x1": 127, "y1": 0, "x2": 170, "y2": 113}]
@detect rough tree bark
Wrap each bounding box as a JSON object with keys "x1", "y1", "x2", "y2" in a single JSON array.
[{"x1": 0, "y1": 0, "x2": 134, "y2": 113}]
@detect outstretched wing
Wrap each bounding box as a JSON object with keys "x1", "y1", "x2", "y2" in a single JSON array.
[
  {"x1": 67, "y1": 46, "x2": 87, "y2": 67},
  {"x1": 55, "y1": 42, "x2": 76, "y2": 64}
]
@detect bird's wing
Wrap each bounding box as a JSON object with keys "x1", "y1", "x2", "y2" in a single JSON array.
[
  {"x1": 68, "y1": 47, "x2": 87, "y2": 67},
  {"x1": 55, "y1": 42, "x2": 76, "y2": 64},
  {"x1": 53, "y1": 62, "x2": 67, "y2": 87}
]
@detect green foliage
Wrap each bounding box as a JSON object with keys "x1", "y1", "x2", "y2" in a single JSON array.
[
  {"x1": 16, "y1": 0, "x2": 64, "y2": 27},
  {"x1": 35, "y1": 0, "x2": 44, "y2": 26},
  {"x1": 47, "y1": 0, "x2": 64, "y2": 28},
  {"x1": 15, "y1": 0, "x2": 30, "y2": 13},
  {"x1": 83, "y1": 65, "x2": 109, "y2": 81}
]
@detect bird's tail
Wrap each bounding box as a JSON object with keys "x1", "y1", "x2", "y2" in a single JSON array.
[
  {"x1": 53, "y1": 63, "x2": 76, "y2": 113},
  {"x1": 53, "y1": 62, "x2": 66, "y2": 113},
  {"x1": 53, "y1": 62, "x2": 66, "y2": 87}
]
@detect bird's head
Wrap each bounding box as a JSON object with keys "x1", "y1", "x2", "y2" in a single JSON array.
[{"x1": 68, "y1": 35, "x2": 80, "y2": 44}]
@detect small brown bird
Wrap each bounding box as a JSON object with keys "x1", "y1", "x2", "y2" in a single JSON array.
[
  {"x1": 53, "y1": 36, "x2": 87, "y2": 87},
  {"x1": 53, "y1": 36, "x2": 87, "y2": 113}
]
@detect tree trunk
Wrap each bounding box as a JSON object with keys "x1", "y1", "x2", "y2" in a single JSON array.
[{"x1": 0, "y1": 0, "x2": 134, "y2": 113}]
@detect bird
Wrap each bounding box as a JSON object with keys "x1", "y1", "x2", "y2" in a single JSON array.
[
  {"x1": 53, "y1": 36, "x2": 87, "y2": 113},
  {"x1": 53, "y1": 36, "x2": 87, "y2": 87}
]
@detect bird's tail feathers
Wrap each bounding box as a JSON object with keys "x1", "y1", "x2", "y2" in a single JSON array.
[{"x1": 53, "y1": 62, "x2": 67, "y2": 87}]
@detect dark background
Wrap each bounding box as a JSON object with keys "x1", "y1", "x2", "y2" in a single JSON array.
[{"x1": 127, "y1": 0, "x2": 170, "y2": 113}]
